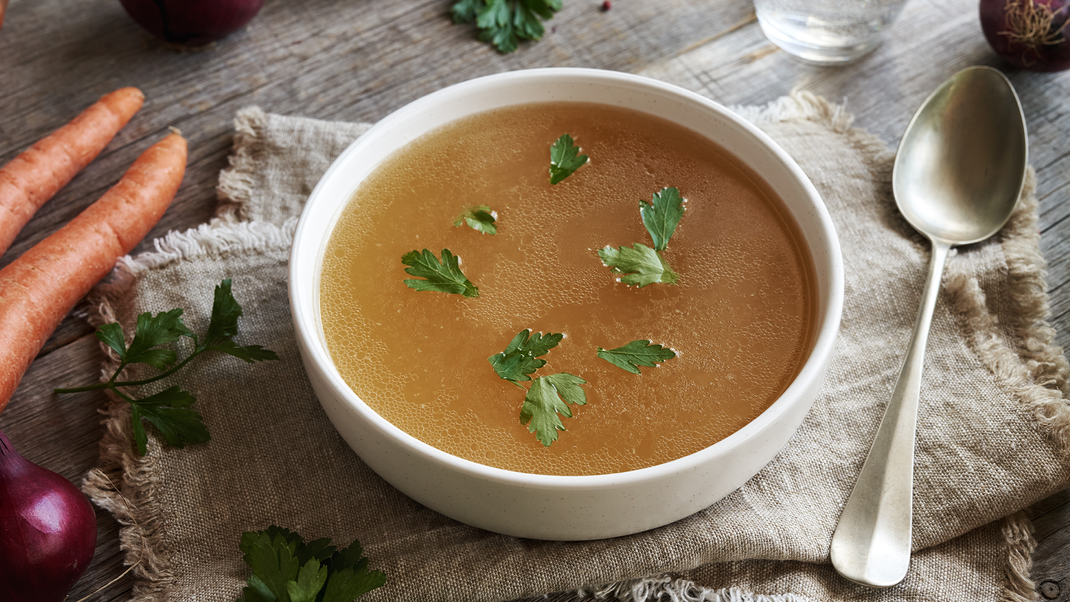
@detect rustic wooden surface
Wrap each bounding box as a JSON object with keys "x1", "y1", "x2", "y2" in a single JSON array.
[{"x1": 0, "y1": 0, "x2": 1068, "y2": 599}]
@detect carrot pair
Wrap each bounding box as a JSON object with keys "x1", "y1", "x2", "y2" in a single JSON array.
[{"x1": 0, "y1": 88, "x2": 187, "y2": 414}]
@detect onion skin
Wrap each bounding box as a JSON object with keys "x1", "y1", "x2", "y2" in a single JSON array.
[
  {"x1": 118, "y1": 0, "x2": 265, "y2": 47},
  {"x1": 981, "y1": 0, "x2": 1070, "y2": 72},
  {"x1": 0, "y1": 429, "x2": 97, "y2": 602}
]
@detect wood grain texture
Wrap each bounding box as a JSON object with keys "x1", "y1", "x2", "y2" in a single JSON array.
[{"x1": 0, "y1": 0, "x2": 1067, "y2": 599}]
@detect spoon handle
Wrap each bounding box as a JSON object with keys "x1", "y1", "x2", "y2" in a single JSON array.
[{"x1": 830, "y1": 239, "x2": 951, "y2": 588}]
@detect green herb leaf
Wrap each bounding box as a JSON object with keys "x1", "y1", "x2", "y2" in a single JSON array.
[
  {"x1": 239, "y1": 529, "x2": 301, "y2": 601},
  {"x1": 129, "y1": 386, "x2": 209, "y2": 455},
  {"x1": 205, "y1": 279, "x2": 244, "y2": 346},
  {"x1": 287, "y1": 560, "x2": 329, "y2": 602},
  {"x1": 96, "y1": 322, "x2": 129, "y2": 359},
  {"x1": 640, "y1": 187, "x2": 685, "y2": 251},
  {"x1": 597, "y1": 340, "x2": 677, "y2": 374},
  {"x1": 402, "y1": 248, "x2": 480, "y2": 297},
  {"x1": 488, "y1": 329, "x2": 563, "y2": 384},
  {"x1": 123, "y1": 308, "x2": 194, "y2": 370},
  {"x1": 56, "y1": 279, "x2": 279, "y2": 456},
  {"x1": 321, "y1": 566, "x2": 388, "y2": 602},
  {"x1": 453, "y1": 0, "x2": 562, "y2": 53},
  {"x1": 239, "y1": 527, "x2": 386, "y2": 602},
  {"x1": 598, "y1": 243, "x2": 679, "y2": 287},
  {"x1": 206, "y1": 340, "x2": 281, "y2": 363},
  {"x1": 520, "y1": 373, "x2": 588, "y2": 447},
  {"x1": 454, "y1": 205, "x2": 497, "y2": 235},
  {"x1": 549, "y1": 134, "x2": 588, "y2": 184}
]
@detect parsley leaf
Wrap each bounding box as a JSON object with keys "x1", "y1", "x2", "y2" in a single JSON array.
[
  {"x1": 520, "y1": 373, "x2": 588, "y2": 447},
  {"x1": 402, "y1": 248, "x2": 480, "y2": 298},
  {"x1": 598, "y1": 243, "x2": 679, "y2": 287},
  {"x1": 488, "y1": 329, "x2": 563, "y2": 385},
  {"x1": 549, "y1": 134, "x2": 588, "y2": 184},
  {"x1": 452, "y1": 0, "x2": 563, "y2": 53},
  {"x1": 55, "y1": 279, "x2": 280, "y2": 455},
  {"x1": 454, "y1": 205, "x2": 497, "y2": 235},
  {"x1": 130, "y1": 386, "x2": 208, "y2": 453},
  {"x1": 238, "y1": 526, "x2": 386, "y2": 602},
  {"x1": 597, "y1": 340, "x2": 676, "y2": 374},
  {"x1": 640, "y1": 187, "x2": 685, "y2": 251}
]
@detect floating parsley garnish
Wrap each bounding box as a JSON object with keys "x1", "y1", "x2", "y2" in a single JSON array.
[
  {"x1": 451, "y1": 0, "x2": 563, "y2": 53},
  {"x1": 55, "y1": 279, "x2": 279, "y2": 455},
  {"x1": 237, "y1": 526, "x2": 385, "y2": 602},
  {"x1": 488, "y1": 329, "x2": 563, "y2": 386},
  {"x1": 640, "y1": 187, "x2": 685, "y2": 251},
  {"x1": 489, "y1": 329, "x2": 585, "y2": 446},
  {"x1": 521, "y1": 373, "x2": 588, "y2": 447},
  {"x1": 599, "y1": 187, "x2": 686, "y2": 287},
  {"x1": 401, "y1": 248, "x2": 480, "y2": 298},
  {"x1": 597, "y1": 340, "x2": 676, "y2": 374},
  {"x1": 598, "y1": 243, "x2": 679, "y2": 287},
  {"x1": 549, "y1": 134, "x2": 589, "y2": 184},
  {"x1": 454, "y1": 204, "x2": 497, "y2": 235}
]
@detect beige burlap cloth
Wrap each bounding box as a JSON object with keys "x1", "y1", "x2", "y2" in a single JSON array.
[{"x1": 83, "y1": 89, "x2": 1070, "y2": 602}]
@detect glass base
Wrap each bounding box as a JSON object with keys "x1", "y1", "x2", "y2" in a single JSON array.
[{"x1": 757, "y1": 16, "x2": 884, "y2": 65}]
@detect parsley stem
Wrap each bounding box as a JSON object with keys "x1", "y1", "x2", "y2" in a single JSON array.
[{"x1": 54, "y1": 349, "x2": 205, "y2": 394}]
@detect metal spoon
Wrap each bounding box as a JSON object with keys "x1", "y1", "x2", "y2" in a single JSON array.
[{"x1": 829, "y1": 66, "x2": 1028, "y2": 588}]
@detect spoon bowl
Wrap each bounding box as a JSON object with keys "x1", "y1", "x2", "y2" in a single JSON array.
[
  {"x1": 830, "y1": 66, "x2": 1027, "y2": 587},
  {"x1": 893, "y1": 67, "x2": 1028, "y2": 245}
]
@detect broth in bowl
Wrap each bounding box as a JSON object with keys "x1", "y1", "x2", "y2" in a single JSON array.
[{"x1": 319, "y1": 102, "x2": 816, "y2": 476}]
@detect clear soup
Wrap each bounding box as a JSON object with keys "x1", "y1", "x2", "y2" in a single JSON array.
[{"x1": 320, "y1": 102, "x2": 816, "y2": 476}]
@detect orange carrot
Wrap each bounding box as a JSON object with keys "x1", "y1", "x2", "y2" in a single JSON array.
[
  {"x1": 0, "y1": 132, "x2": 186, "y2": 414},
  {"x1": 0, "y1": 0, "x2": 8, "y2": 32},
  {"x1": 0, "y1": 87, "x2": 145, "y2": 256}
]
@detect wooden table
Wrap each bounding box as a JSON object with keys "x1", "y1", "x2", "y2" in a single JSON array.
[{"x1": 1, "y1": 0, "x2": 1068, "y2": 599}]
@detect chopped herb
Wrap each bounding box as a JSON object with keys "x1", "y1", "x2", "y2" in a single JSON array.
[
  {"x1": 237, "y1": 526, "x2": 385, "y2": 602},
  {"x1": 598, "y1": 243, "x2": 679, "y2": 287},
  {"x1": 597, "y1": 340, "x2": 676, "y2": 374},
  {"x1": 640, "y1": 187, "x2": 685, "y2": 251},
  {"x1": 520, "y1": 373, "x2": 588, "y2": 447},
  {"x1": 402, "y1": 248, "x2": 480, "y2": 298},
  {"x1": 488, "y1": 329, "x2": 563, "y2": 385},
  {"x1": 549, "y1": 134, "x2": 588, "y2": 184},
  {"x1": 55, "y1": 280, "x2": 279, "y2": 455},
  {"x1": 454, "y1": 205, "x2": 497, "y2": 235},
  {"x1": 452, "y1": 0, "x2": 563, "y2": 53}
]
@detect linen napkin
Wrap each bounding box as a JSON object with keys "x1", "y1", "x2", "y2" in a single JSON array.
[{"x1": 83, "y1": 90, "x2": 1070, "y2": 602}]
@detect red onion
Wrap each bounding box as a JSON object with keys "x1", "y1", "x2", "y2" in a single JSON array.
[
  {"x1": 0, "y1": 429, "x2": 97, "y2": 602},
  {"x1": 981, "y1": 0, "x2": 1070, "y2": 71},
  {"x1": 118, "y1": 0, "x2": 264, "y2": 47}
]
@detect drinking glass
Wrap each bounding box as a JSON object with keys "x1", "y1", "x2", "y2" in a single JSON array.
[{"x1": 754, "y1": 0, "x2": 909, "y2": 64}]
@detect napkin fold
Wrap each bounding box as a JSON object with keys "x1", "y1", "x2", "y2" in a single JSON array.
[{"x1": 83, "y1": 90, "x2": 1070, "y2": 602}]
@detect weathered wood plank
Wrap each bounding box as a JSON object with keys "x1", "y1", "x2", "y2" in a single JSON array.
[{"x1": 1, "y1": 0, "x2": 1069, "y2": 599}]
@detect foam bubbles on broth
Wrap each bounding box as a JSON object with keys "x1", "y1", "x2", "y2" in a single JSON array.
[{"x1": 319, "y1": 102, "x2": 816, "y2": 476}]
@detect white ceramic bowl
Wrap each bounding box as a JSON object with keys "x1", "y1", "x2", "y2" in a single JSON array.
[{"x1": 289, "y1": 68, "x2": 843, "y2": 541}]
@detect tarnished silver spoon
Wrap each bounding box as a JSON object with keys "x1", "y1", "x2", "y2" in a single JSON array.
[{"x1": 830, "y1": 66, "x2": 1028, "y2": 588}]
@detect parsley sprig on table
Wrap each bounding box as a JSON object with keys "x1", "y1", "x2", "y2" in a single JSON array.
[
  {"x1": 402, "y1": 248, "x2": 480, "y2": 297},
  {"x1": 237, "y1": 526, "x2": 385, "y2": 602},
  {"x1": 452, "y1": 0, "x2": 564, "y2": 54},
  {"x1": 55, "y1": 279, "x2": 278, "y2": 455},
  {"x1": 489, "y1": 330, "x2": 586, "y2": 447},
  {"x1": 599, "y1": 187, "x2": 686, "y2": 287}
]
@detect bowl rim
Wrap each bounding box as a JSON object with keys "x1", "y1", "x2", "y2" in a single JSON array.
[{"x1": 289, "y1": 67, "x2": 844, "y2": 490}]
